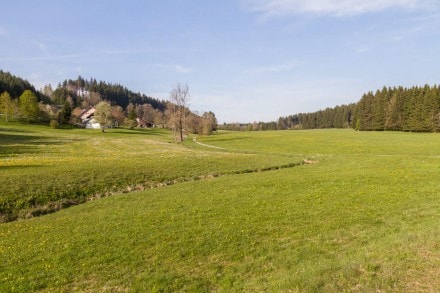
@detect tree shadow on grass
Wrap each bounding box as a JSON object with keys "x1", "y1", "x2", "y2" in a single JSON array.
[
  {"x1": 0, "y1": 132, "x2": 70, "y2": 157},
  {"x1": 111, "y1": 128, "x2": 167, "y2": 136},
  {"x1": 0, "y1": 126, "x2": 35, "y2": 134},
  {"x1": 0, "y1": 164, "x2": 42, "y2": 170},
  {"x1": 199, "y1": 136, "x2": 250, "y2": 143}
]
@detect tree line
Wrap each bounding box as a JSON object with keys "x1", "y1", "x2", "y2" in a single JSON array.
[
  {"x1": 221, "y1": 84, "x2": 440, "y2": 133},
  {"x1": 0, "y1": 71, "x2": 218, "y2": 139},
  {"x1": 219, "y1": 104, "x2": 356, "y2": 131},
  {"x1": 3, "y1": 70, "x2": 440, "y2": 133},
  {"x1": 353, "y1": 85, "x2": 440, "y2": 132},
  {"x1": 277, "y1": 104, "x2": 356, "y2": 130}
]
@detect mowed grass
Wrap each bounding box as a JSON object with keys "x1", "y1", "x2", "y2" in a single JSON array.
[
  {"x1": 0, "y1": 123, "x2": 301, "y2": 220},
  {"x1": 1, "y1": 126, "x2": 440, "y2": 291}
]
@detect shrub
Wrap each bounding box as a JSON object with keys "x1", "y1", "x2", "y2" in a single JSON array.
[
  {"x1": 123, "y1": 118, "x2": 137, "y2": 129},
  {"x1": 50, "y1": 119, "x2": 59, "y2": 129}
]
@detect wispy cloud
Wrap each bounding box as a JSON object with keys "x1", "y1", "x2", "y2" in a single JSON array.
[
  {"x1": 0, "y1": 49, "x2": 154, "y2": 63},
  {"x1": 155, "y1": 64, "x2": 193, "y2": 74},
  {"x1": 174, "y1": 65, "x2": 192, "y2": 73},
  {"x1": 34, "y1": 41, "x2": 47, "y2": 52},
  {"x1": 0, "y1": 26, "x2": 6, "y2": 36},
  {"x1": 247, "y1": 0, "x2": 434, "y2": 17},
  {"x1": 355, "y1": 46, "x2": 370, "y2": 53},
  {"x1": 245, "y1": 62, "x2": 301, "y2": 74},
  {"x1": 0, "y1": 53, "x2": 85, "y2": 63}
]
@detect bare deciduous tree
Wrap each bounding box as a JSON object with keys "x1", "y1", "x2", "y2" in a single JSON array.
[{"x1": 168, "y1": 83, "x2": 189, "y2": 141}]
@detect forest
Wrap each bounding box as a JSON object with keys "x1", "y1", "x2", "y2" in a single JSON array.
[
  {"x1": 278, "y1": 85, "x2": 440, "y2": 132},
  {"x1": 220, "y1": 104, "x2": 356, "y2": 131},
  {"x1": 353, "y1": 85, "x2": 440, "y2": 132},
  {"x1": 221, "y1": 85, "x2": 440, "y2": 132}
]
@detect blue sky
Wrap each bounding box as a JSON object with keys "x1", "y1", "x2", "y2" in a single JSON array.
[{"x1": 1, "y1": 0, "x2": 440, "y2": 122}]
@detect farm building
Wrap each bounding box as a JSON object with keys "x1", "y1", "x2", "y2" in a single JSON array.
[
  {"x1": 77, "y1": 106, "x2": 119, "y2": 129},
  {"x1": 78, "y1": 106, "x2": 100, "y2": 129},
  {"x1": 136, "y1": 118, "x2": 154, "y2": 128}
]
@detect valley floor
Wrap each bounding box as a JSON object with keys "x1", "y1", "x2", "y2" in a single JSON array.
[{"x1": 1, "y1": 125, "x2": 440, "y2": 291}]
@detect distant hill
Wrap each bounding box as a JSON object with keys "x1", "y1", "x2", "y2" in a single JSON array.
[
  {"x1": 0, "y1": 70, "x2": 166, "y2": 110},
  {"x1": 0, "y1": 70, "x2": 49, "y2": 103},
  {"x1": 53, "y1": 76, "x2": 166, "y2": 110}
]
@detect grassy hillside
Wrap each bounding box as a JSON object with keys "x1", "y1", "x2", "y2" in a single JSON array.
[
  {"x1": 1, "y1": 126, "x2": 440, "y2": 291},
  {"x1": 0, "y1": 123, "x2": 301, "y2": 221}
]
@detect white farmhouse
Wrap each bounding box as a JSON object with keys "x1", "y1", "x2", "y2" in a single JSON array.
[{"x1": 79, "y1": 106, "x2": 100, "y2": 129}]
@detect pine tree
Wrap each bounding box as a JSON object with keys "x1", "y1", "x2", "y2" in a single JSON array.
[
  {"x1": 58, "y1": 101, "x2": 72, "y2": 125},
  {"x1": 385, "y1": 88, "x2": 403, "y2": 131}
]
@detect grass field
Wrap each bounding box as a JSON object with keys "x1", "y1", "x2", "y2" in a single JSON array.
[
  {"x1": 1, "y1": 124, "x2": 440, "y2": 291},
  {"x1": 0, "y1": 124, "x2": 301, "y2": 221}
]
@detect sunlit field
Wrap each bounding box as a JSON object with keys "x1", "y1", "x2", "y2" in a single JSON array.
[
  {"x1": 0, "y1": 123, "x2": 301, "y2": 221},
  {"x1": 1, "y1": 124, "x2": 440, "y2": 291}
]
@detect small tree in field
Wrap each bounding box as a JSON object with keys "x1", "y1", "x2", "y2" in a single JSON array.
[
  {"x1": 168, "y1": 83, "x2": 189, "y2": 142},
  {"x1": 94, "y1": 101, "x2": 112, "y2": 132},
  {"x1": 0, "y1": 91, "x2": 15, "y2": 122},
  {"x1": 202, "y1": 111, "x2": 218, "y2": 135},
  {"x1": 19, "y1": 90, "x2": 39, "y2": 121}
]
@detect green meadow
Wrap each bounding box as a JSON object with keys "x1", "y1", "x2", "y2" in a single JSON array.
[
  {"x1": 1, "y1": 124, "x2": 440, "y2": 291},
  {"x1": 0, "y1": 124, "x2": 300, "y2": 221}
]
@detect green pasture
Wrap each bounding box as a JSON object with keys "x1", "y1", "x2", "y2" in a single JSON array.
[
  {"x1": 1, "y1": 124, "x2": 440, "y2": 291},
  {"x1": 0, "y1": 124, "x2": 300, "y2": 221}
]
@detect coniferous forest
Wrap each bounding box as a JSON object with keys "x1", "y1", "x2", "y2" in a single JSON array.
[
  {"x1": 0, "y1": 70, "x2": 165, "y2": 110},
  {"x1": 353, "y1": 85, "x2": 440, "y2": 132},
  {"x1": 277, "y1": 85, "x2": 440, "y2": 132}
]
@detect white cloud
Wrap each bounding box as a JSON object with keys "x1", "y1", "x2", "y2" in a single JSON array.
[
  {"x1": 150, "y1": 91, "x2": 169, "y2": 100},
  {"x1": 390, "y1": 35, "x2": 404, "y2": 42},
  {"x1": 248, "y1": 0, "x2": 433, "y2": 17},
  {"x1": 154, "y1": 64, "x2": 192, "y2": 74},
  {"x1": 355, "y1": 46, "x2": 370, "y2": 53},
  {"x1": 0, "y1": 53, "x2": 85, "y2": 62},
  {"x1": 174, "y1": 65, "x2": 192, "y2": 73},
  {"x1": 28, "y1": 72, "x2": 47, "y2": 90},
  {"x1": 34, "y1": 41, "x2": 47, "y2": 52},
  {"x1": 245, "y1": 62, "x2": 301, "y2": 74}
]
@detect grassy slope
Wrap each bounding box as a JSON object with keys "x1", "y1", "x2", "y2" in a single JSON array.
[
  {"x1": 1, "y1": 127, "x2": 440, "y2": 291},
  {"x1": 0, "y1": 124, "x2": 300, "y2": 220}
]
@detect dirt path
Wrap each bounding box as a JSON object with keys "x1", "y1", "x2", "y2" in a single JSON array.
[{"x1": 192, "y1": 137, "x2": 226, "y2": 149}]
